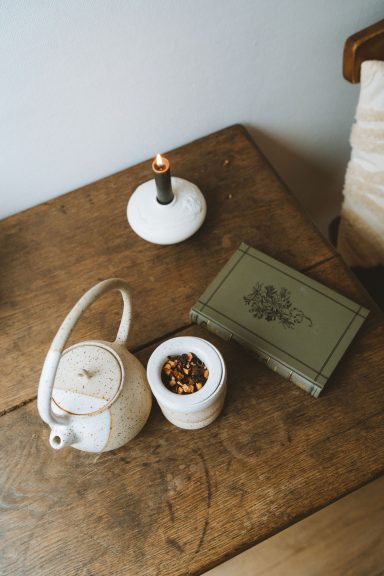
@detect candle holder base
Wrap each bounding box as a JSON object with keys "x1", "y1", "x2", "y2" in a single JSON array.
[{"x1": 127, "y1": 177, "x2": 206, "y2": 245}]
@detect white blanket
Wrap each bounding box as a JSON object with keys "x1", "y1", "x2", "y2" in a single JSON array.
[{"x1": 338, "y1": 60, "x2": 384, "y2": 267}]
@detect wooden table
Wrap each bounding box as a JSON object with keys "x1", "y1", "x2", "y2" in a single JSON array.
[{"x1": 1, "y1": 125, "x2": 383, "y2": 576}]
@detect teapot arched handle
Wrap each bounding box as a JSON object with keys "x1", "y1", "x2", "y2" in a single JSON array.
[{"x1": 37, "y1": 278, "x2": 132, "y2": 427}]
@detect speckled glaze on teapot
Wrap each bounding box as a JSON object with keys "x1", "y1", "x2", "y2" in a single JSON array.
[{"x1": 37, "y1": 279, "x2": 152, "y2": 452}]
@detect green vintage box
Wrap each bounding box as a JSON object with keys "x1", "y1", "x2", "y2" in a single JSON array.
[{"x1": 190, "y1": 243, "x2": 369, "y2": 397}]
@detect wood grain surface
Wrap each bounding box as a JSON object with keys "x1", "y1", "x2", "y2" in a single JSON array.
[
  {"x1": 206, "y1": 475, "x2": 384, "y2": 576},
  {"x1": 1, "y1": 125, "x2": 383, "y2": 576},
  {"x1": 0, "y1": 125, "x2": 334, "y2": 415}
]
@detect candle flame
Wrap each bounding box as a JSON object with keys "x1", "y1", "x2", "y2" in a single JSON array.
[{"x1": 155, "y1": 153, "x2": 164, "y2": 168}]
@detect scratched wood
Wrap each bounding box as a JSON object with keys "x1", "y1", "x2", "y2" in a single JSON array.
[
  {"x1": 206, "y1": 476, "x2": 384, "y2": 576},
  {"x1": 0, "y1": 125, "x2": 335, "y2": 415},
  {"x1": 1, "y1": 256, "x2": 383, "y2": 576}
]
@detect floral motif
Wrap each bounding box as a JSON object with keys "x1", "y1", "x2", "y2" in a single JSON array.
[{"x1": 243, "y1": 283, "x2": 312, "y2": 329}]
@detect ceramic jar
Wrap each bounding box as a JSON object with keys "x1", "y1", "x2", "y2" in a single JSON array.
[{"x1": 147, "y1": 336, "x2": 227, "y2": 429}]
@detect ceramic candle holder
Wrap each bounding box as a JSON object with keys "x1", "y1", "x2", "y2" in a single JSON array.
[
  {"x1": 147, "y1": 336, "x2": 227, "y2": 429},
  {"x1": 127, "y1": 177, "x2": 206, "y2": 245}
]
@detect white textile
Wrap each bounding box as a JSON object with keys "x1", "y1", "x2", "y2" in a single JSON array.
[{"x1": 338, "y1": 60, "x2": 384, "y2": 267}]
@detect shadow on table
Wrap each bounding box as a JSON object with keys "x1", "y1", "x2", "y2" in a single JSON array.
[
  {"x1": 329, "y1": 216, "x2": 384, "y2": 310},
  {"x1": 244, "y1": 124, "x2": 345, "y2": 238},
  {"x1": 244, "y1": 125, "x2": 384, "y2": 310}
]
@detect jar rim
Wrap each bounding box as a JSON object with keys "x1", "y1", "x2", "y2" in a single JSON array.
[{"x1": 147, "y1": 336, "x2": 225, "y2": 410}]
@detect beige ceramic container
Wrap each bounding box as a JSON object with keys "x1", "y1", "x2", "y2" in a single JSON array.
[
  {"x1": 147, "y1": 336, "x2": 227, "y2": 429},
  {"x1": 37, "y1": 279, "x2": 152, "y2": 453}
]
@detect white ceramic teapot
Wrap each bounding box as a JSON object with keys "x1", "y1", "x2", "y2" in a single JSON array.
[{"x1": 37, "y1": 278, "x2": 152, "y2": 452}]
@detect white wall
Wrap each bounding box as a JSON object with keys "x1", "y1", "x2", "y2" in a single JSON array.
[{"x1": 1, "y1": 0, "x2": 383, "y2": 234}]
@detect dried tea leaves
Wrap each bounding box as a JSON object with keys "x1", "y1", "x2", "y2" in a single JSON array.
[{"x1": 161, "y1": 352, "x2": 209, "y2": 394}]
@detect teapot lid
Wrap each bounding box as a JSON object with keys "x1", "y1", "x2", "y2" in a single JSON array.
[{"x1": 52, "y1": 342, "x2": 124, "y2": 416}]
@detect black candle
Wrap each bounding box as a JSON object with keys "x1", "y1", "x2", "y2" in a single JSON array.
[{"x1": 152, "y1": 154, "x2": 174, "y2": 205}]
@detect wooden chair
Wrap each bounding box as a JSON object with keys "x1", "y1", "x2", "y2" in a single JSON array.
[{"x1": 330, "y1": 19, "x2": 384, "y2": 309}]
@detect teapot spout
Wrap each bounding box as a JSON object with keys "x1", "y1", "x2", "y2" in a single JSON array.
[{"x1": 49, "y1": 427, "x2": 77, "y2": 450}]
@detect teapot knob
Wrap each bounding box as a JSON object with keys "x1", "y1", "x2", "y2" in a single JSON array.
[{"x1": 78, "y1": 369, "x2": 94, "y2": 379}]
